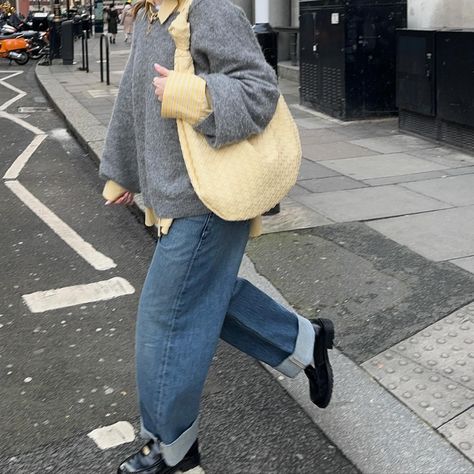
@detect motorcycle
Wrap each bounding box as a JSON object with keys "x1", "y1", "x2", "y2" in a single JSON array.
[
  {"x1": 0, "y1": 36, "x2": 30, "y2": 65},
  {"x1": 27, "y1": 30, "x2": 49, "y2": 60}
]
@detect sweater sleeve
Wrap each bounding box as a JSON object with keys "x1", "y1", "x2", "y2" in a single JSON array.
[
  {"x1": 161, "y1": 71, "x2": 212, "y2": 125},
  {"x1": 189, "y1": 0, "x2": 280, "y2": 148},
  {"x1": 99, "y1": 28, "x2": 141, "y2": 193}
]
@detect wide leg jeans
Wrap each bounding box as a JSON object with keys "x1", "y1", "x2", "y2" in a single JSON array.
[{"x1": 136, "y1": 213, "x2": 315, "y2": 466}]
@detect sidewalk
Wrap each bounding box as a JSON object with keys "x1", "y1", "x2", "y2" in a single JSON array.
[{"x1": 36, "y1": 33, "x2": 474, "y2": 472}]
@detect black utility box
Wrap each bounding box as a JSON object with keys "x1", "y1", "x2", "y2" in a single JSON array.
[
  {"x1": 398, "y1": 29, "x2": 474, "y2": 152},
  {"x1": 397, "y1": 29, "x2": 437, "y2": 139},
  {"x1": 300, "y1": 0, "x2": 407, "y2": 120}
]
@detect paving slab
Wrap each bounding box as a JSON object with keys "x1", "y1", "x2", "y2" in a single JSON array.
[
  {"x1": 239, "y1": 256, "x2": 474, "y2": 474},
  {"x1": 408, "y1": 146, "x2": 474, "y2": 168},
  {"x1": 368, "y1": 205, "x2": 474, "y2": 261},
  {"x1": 303, "y1": 141, "x2": 380, "y2": 162},
  {"x1": 299, "y1": 176, "x2": 367, "y2": 193},
  {"x1": 299, "y1": 128, "x2": 349, "y2": 145},
  {"x1": 295, "y1": 185, "x2": 451, "y2": 222},
  {"x1": 362, "y1": 303, "x2": 474, "y2": 456},
  {"x1": 295, "y1": 117, "x2": 333, "y2": 129},
  {"x1": 247, "y1": 223, "x2": 474, "y2": 363},
  {"x1": 363, "y1": 170, "x2": 449, "y2": 187},
  {"x1": 288, "y1": 184, "x2": 312, "y2": 198},
  {"x1": 438, "y1": 407, "x2": 474, "y2": 463},
  {"x1": 298, "y1": 159, "x2": 340, "y2": 180},
  {"x1": 451, "y1": 256, "x2": 474, "y2": 274},
  {"x1": 446, "y1": 165, "x2": 474, "y2": 176},
  {"x1": 260, "y1": 198, "x2": 332, "y2": 234},
  {"x1": 401, "y1": 174, "x2": 474, "y2": 206},
  {"x1": 321, "y1": 153, "x2": 449, "y2": 180},
  {"x1": 351, "y1": 134, "x2": 438, "y2": 154}
]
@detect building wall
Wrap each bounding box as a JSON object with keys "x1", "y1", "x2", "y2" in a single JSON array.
[{"x1": 408, "y1": 0, "x2": 474, "y2": 29}]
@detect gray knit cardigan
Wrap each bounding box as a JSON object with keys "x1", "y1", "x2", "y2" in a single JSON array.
[{"x1": 99, "y1": 0, "x2": 280, "y2": 219}]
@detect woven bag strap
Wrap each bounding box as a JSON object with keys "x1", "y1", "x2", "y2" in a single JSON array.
[{"x1": 177, "y1": 0, "x2": 193, "y2": 26}]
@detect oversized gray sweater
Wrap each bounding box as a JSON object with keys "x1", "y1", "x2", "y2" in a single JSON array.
[{"x1": 99, "y1": 0, "x2": 280, "y2": 218}]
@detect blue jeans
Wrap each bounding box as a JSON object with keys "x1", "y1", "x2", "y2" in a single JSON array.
[{"x1": 136, "y1": 213, "x2": 315, "y2": 466}]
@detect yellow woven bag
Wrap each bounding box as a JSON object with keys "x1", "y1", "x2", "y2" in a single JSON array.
[{"x1": 168, "y1": 0, "x2": 301, "y2": 221}]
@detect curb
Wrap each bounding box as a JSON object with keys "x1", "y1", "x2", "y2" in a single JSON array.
[{"x1": 35, "y1": 63, "x2": 474, "y2": 474}]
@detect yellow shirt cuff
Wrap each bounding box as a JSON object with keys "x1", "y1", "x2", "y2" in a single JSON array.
[
  {"x1": 103, "y1": 180, "x2": 128, "y2": 201},
  {"x1": 161, "y1": 71, "x2": 212, "y2": 125}
]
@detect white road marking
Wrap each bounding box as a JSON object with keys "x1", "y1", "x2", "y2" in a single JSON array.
[
  {"x1": 22, "y1": 277, "x2": 135, "y2": 313},
  {"x1": 0, "y1": 71, "x2": 26, "y2": 110},
  {"x1": 0, "y1": 110, "x2": 44, "y2": 135},
  {"x1": 87, "y1": 421, "x2": 135, "y2": 450},
  {"x1": 3, "y1": 134, "x2": 47, "y2": 180},
  {"x1": 5, "y1": 180, "x2": 116, "y2": 271}
]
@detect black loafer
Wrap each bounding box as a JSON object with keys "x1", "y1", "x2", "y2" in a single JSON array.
[
  {"x1": 304, "y1": 318, "x2": 335, "y2": 409},
  {"x1": 117, "y1": 438, "x2": 202, "y2": 474}
]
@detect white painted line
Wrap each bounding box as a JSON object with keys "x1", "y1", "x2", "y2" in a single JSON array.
[
  {"x1": 22, "y1": 277, "x2": 135, "y2": 313},
  {"x1": 0, "y1": 110, "x2": 44, "y2": 135},
  {"x1": 0, "y1": 71, "x2": 26, "y2": 110},
  {"x1": 87, "y1": 421, "x2": 135, "y2": 450},
  {"x1": 5, "y1": 180, "x2": 116, "y2": 271},
  {"x1": 3, "y1": 134, "x2": 47, "y2": 180}
]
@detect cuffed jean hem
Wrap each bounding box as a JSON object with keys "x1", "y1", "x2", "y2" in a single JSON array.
[
  {"x1": 274, "y1": 315, "x2": 315, "y2": 378},
  {"x1": 140, "y1": 417, "x2": 199, "y2": 467}
]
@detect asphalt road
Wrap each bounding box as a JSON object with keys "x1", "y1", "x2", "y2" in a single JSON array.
[{"x1": 0, "y1": 63, "x2": 357, "y2": 473}]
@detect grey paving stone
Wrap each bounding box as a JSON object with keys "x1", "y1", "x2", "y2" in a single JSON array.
[
  {"x1": 363, "y1": 170, "x2": 449, "y2": 187},
  {"x1": 438, "y1": 407, "x2": 474, "y2": 463},
  {"x1": 288, "y1": 183, "x2": 311, "y2": 198},
  {"x1": 351, "y1": 134, "x2": 438, "y2": 154},
  {"x1": 368, "y1": 205, "x2": 474, "y2": 261},
  {"x1": 447, "y1": 166, "x2": 474, "y2": 176},
  {"x1": 299, "y1": 128, "x2": 348, "y2": 146},
  {"x1": 336, "y1": 120, "x2": 399, "y2": 139},
  {"x1": 450, "y1": 256, "x2": 474, "y2": 274},
  {"x1": 401, "y1": 174, "x2": 474, "y2": 206},
  {"x1": 296, "y1": 117, "x2": 333, "y2": 129},
  {"x1": 408, "y1": 146, "x2": 474, "y2": 168},
  {"x1": 295, "y1": 185, "x2": 451, "y2": 222},
  {"x1": 247, "y1": 223, "x2": 474, "y2": 363},
  {"x1": 303, "y1": 141, "x2": 379, "y2": 162},
  {"x1": 298, "y1": 159, "x2": 340, "y2": 180},
  {"x1": 299, "y1": 176, "x2": 367, "y2": 193},
  {"x1": 362, "y1": 351, "x2": 473, "y2": 428},
  {"x1": 321, "y1": 153, "x2": 449, "y2": 180},
  {"x1": 261, "y1": 198, "x2": 332, "y2": 234}
]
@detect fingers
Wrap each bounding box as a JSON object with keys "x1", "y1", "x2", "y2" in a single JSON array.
[
  {"x1": 105, "y1": 192, "x2": 134, "y2": 206},
  {"x1": 154, "y1": 63, "x2": 170, "y2": 77}
]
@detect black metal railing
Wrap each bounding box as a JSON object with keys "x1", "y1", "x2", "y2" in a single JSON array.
[
  {"x1": 100, "y1": 33, "x2": 110, "y2": 85},
  {"x1": 78, "y1": 29, "x2": 89, "y2": 72}
]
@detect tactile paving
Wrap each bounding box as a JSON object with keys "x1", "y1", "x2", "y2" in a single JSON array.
[
  {"x1": 362, "y1": 303, "x2": 474, "y2": 432},
  {"x1": 362, "y1": 350, "x2": 473, "y2": 428},
  {"x1": 439, "y1": 407, "x2": 474, "y2": 463}
]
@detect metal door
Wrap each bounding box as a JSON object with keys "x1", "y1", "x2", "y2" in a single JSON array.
[{"x1": 396, "y1": 29, "x2": 436, "y2": 117}]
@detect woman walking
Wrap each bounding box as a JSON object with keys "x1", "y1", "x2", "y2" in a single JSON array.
[
  {"x1": 107, "y1": 2, "x2": 119, "y2": 43},
  {"x1": 121, "y1": 0, "x2": 134, "y2": 42},
  {"x1": 100, "y1": 0, "x2": 335, "y2": 472}
]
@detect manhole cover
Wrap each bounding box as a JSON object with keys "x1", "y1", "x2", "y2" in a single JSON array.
[{"x1": 17, "y1": 106, "x2": 51, "y2": 113}]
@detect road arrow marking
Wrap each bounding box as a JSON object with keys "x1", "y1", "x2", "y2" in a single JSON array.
[{"x1": 22, "y1": 277, "x2": 135, "y2": 313}]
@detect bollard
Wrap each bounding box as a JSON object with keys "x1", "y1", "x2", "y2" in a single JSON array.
[
  {"x1": 61, "y1": 20, "x2": 74, "y2": 65},
  {"x1": 78, "y1": 30, "x2": 89, "y2": 72},
  {"x1": 100, "y1": 34, "x2": 110, "y2": 85}
]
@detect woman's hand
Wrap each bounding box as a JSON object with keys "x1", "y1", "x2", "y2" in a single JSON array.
[
  {"x1": 105, "y1": 191, "x2": 135, "y2": 206},
  {"x1": 152, "y1": 63, "x2": 170, "y2": 102}
]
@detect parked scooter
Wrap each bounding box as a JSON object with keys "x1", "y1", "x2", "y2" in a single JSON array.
[
  {"x1": 26, "y1": 30, "x2": 49, "y2": 60},
  {"x1": 0, "y1": 36, "x2": 30, "y2": 65}
]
